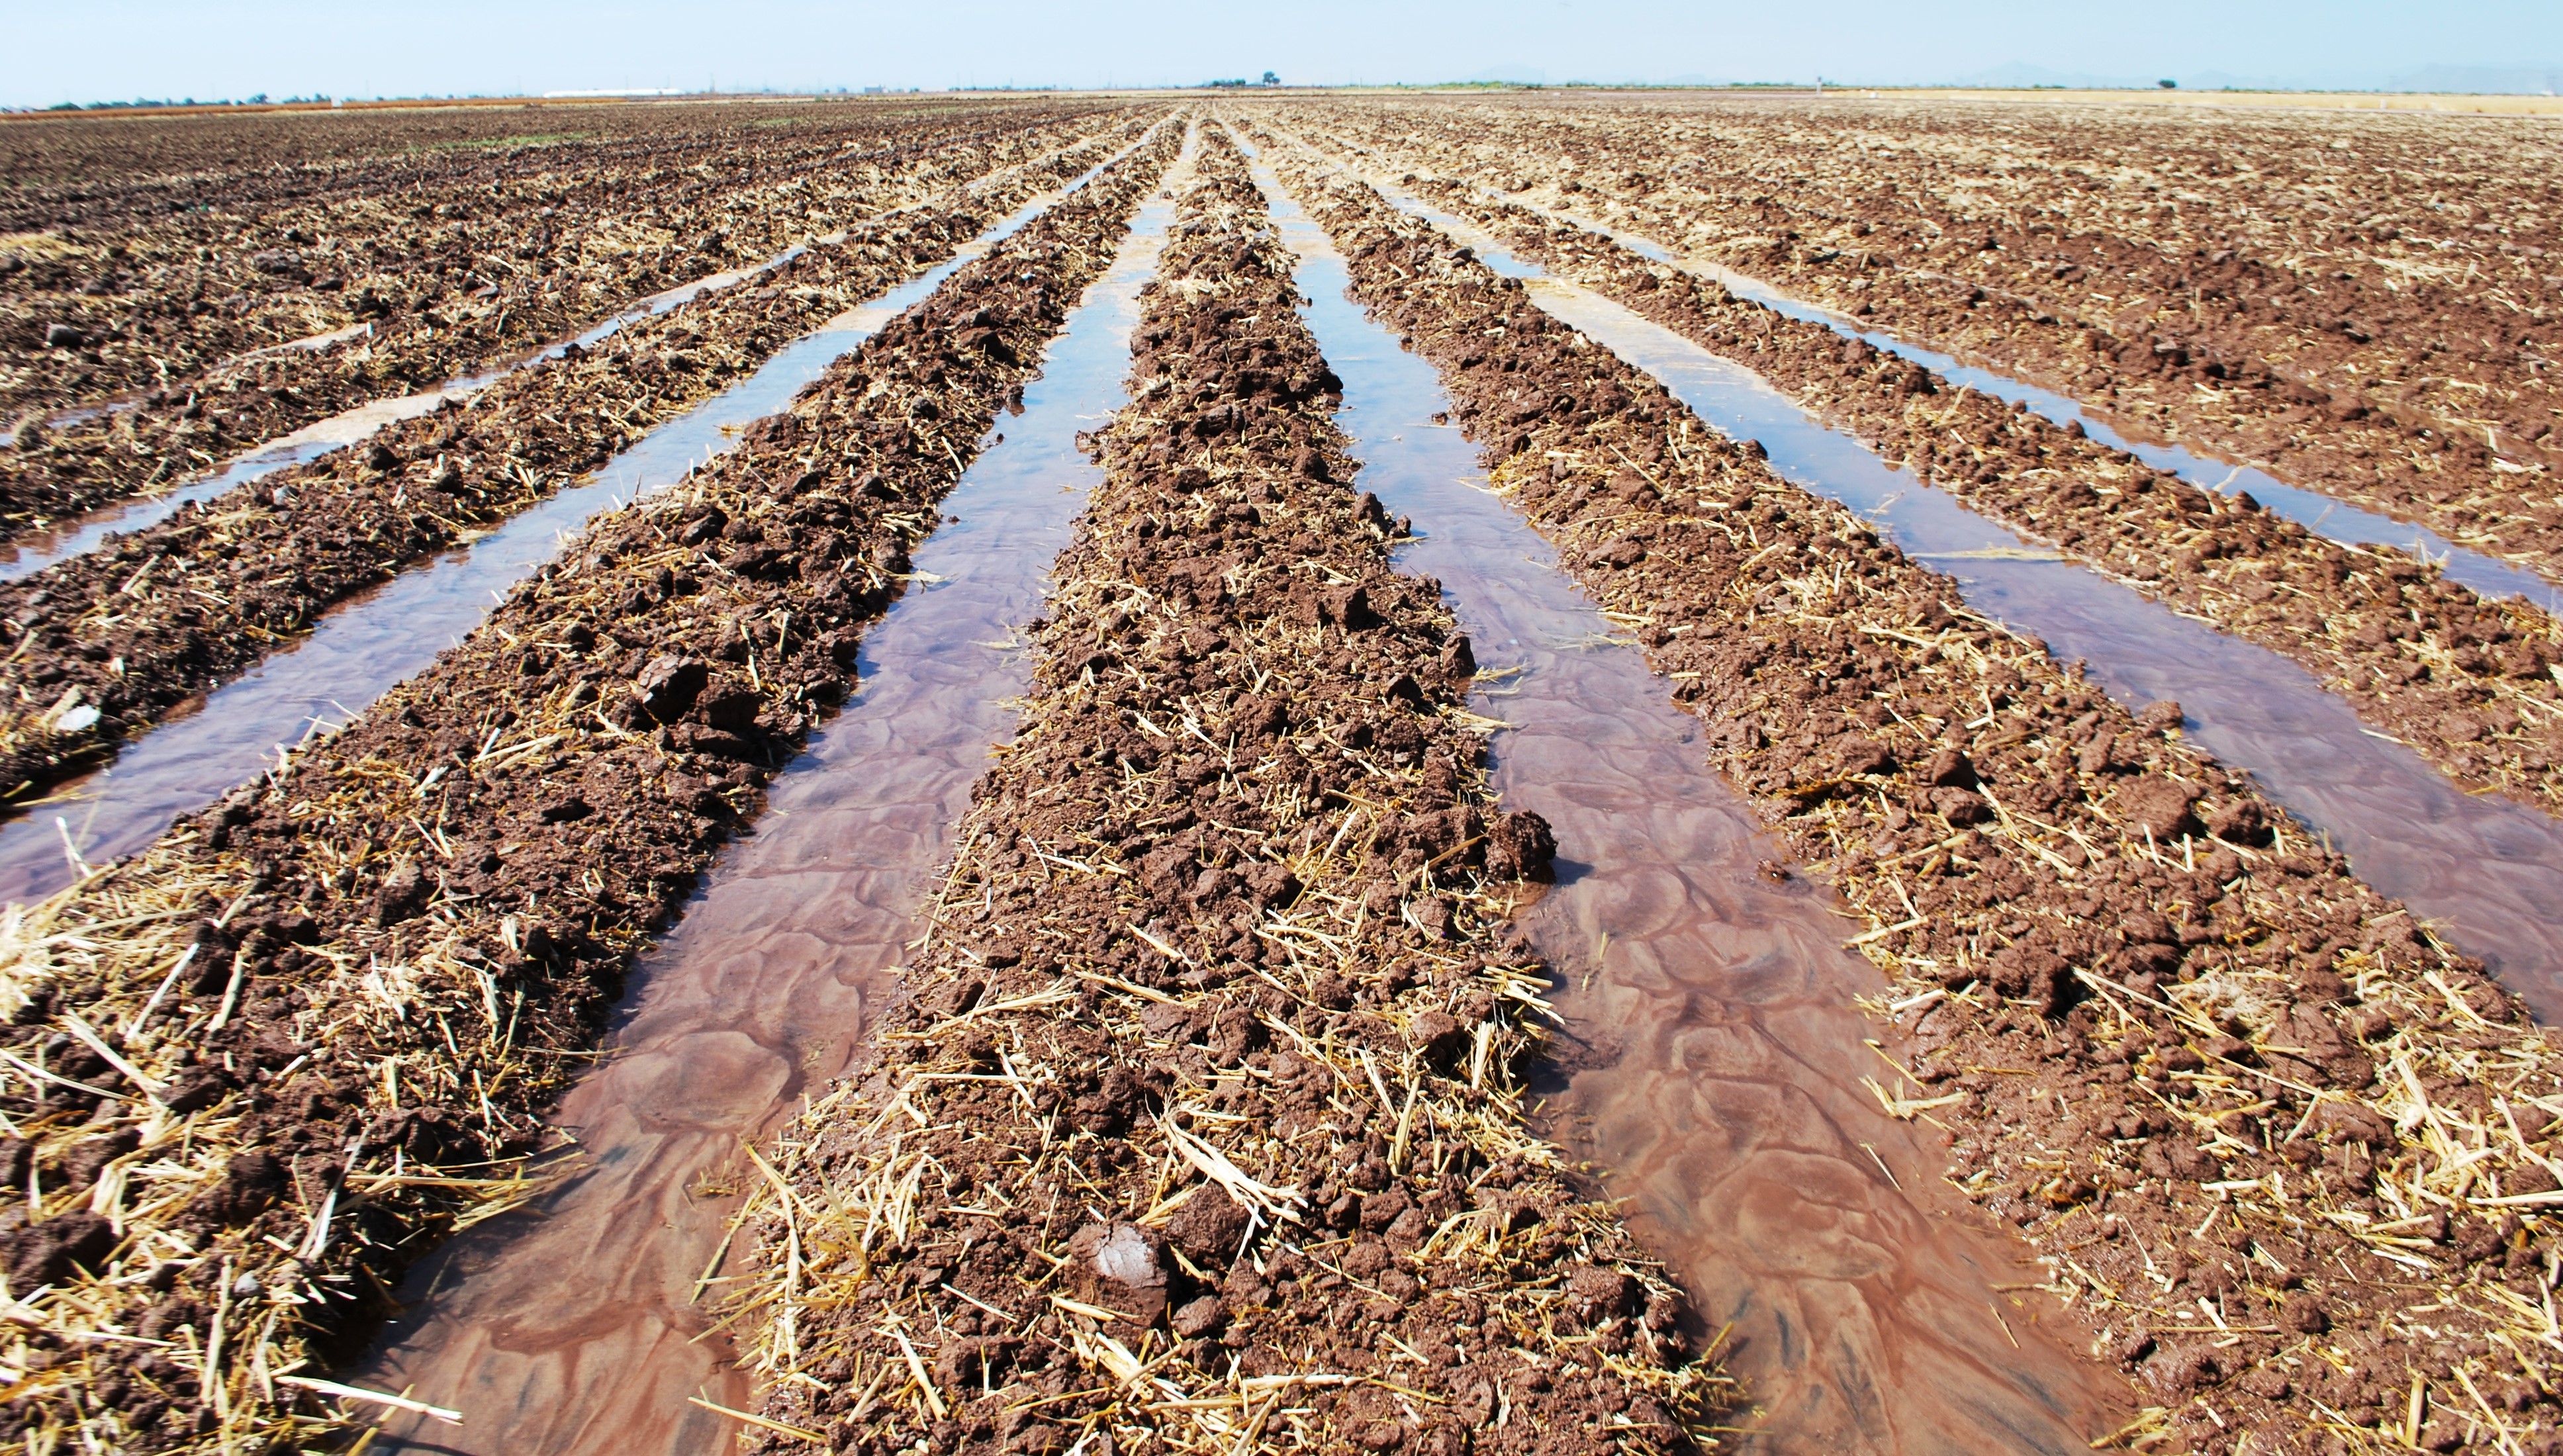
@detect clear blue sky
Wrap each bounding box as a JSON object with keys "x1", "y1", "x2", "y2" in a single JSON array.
[{"x1": 7, "y1": 0, "x2": 2558, "y2": 107}]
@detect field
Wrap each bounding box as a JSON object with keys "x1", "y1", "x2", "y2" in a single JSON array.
[{"x1": 2, "y1": 89, "x2": 2562, "y2": 1456}]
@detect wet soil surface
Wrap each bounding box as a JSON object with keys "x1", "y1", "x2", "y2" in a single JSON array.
[
  {"x1": 740, "y1": 128, "x2": 1728, "y2": 1456},
  {"x1": 1262, "y1": 132, "x2": 2563, "y2": 1455},
  {"x1": 1285, "y1": 96, "x2": 2563, "y2": 585},
  {"x1": 1250, "y1": 150, "x2": 2131, "y2": 1452},
  {"x1": 0, "y1": 122, "x2": 1156, "y2": 811},
  {"x1": 0, "y1": 132, "x2": 1177, "y2": 1453},
  {"x1": 1303, "y1": 152, "x2": 2563, "y2": 1035},
  {"x1": 0, "y1": 132, "x2": 1171, "y2": 909},
  {"x1": 1343, "y1": 160, "x2": 2563, "y2": 826},
  {"x1": 349, "y1": 134, "x2": 1189, "y2": 1456},
  {"x1": 1, "y1": 101, "x2": 1112, "y2": 439}
]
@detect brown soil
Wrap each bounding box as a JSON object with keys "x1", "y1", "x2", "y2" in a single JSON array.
[
  {"x1": 1283, "y1": 97, "x2": 2563, "y2": 584},
  {"x1": 0, "y1": 120, "x2": 1159, "y2": 809},
  {"x1": 0, "y1": 107, "x2": 1131, "y2": 534},
  {"x1": 0, "y1": 128, "x2": 1178, "y2": 1454},
  {"x1": 1352, "y1": 161, "x2": 2563, "y2": 823},
  {"x1": 1260, "y1": 129, "x2": 2563, "y2": 1455},
  {"x1": 735, "y1": 124, "x2": 1729, "y2": 1456}
]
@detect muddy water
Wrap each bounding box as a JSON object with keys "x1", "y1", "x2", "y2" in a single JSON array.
[
  {"x1": 351, "y1": 158, "x2": 1188, "y2": 1456},
  {"x1": 1358, "y1": 183, "x2": 2563, "y2": 1017},
  {"x1": 1504, "y1": 193, "x2": 2563, "y2": 611},
  {"x1": 0, "y1": 163, "x2": 1127, "y2": 908},
  {"x1": 1251, "y1": 160, "x2": 2131, "y2": 1455}
]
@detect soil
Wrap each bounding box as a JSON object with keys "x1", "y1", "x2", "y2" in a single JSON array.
[
  {"x1": 1351, "y1": 161, "x2": 2563, "y2": 823},
  {"x1": 738, "y1": 125, "x2": 1728, "y2": 1456},
  {"x1": 1283, "y1": 97, "x2": 2563, "y2": 584},
  {"x1": 0, "y1": 120, "x2": 1157, "y2": 809},
  {"x1": 0, "y1": 128, "x2": 1177, "y2": 1454},
  {"x1": 1261, "y1": 128, "x2": 2563, "y2": 1455},
  {"x1": 0, "y1": 107, "x2": 1135, "y2": 534}
]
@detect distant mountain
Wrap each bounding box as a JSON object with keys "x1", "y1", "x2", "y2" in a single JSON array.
[
  {"x1": 2382, "y1": 63, "x2": 2562, "y2": 94},
  {"x1": 1951, "y1": 60, "x2": 2153, "y2": 89}
]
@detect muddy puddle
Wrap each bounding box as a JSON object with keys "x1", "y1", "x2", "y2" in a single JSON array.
[
  {"x1": 348, "y1": 156, "x2": 1188, "y2": 1456},
  {"x1": 1252, "y1": 158, "x2": 2131, "y2": 1454},
  {"x1": 1358, "y1": 183, "x2": 2563, "y2": 1018},
  {"x1": 0, "y1": 166, "x2": 1123, "y2": 908},
  {"x1": 1524, "y1": 199, "x2": 2563, "y2": 612}
]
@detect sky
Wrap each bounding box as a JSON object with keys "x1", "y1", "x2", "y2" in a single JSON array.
[{"x1": 5, "y1": 0, "x2": 2560, "y2": 107}]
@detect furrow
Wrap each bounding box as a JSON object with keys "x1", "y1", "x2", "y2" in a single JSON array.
[
  {"x1": 0, "y1": 116, "x2": 1166, "y2": 809},
  {"x1": 1336, "y1": 153, "x2": 2563, "y2": 823},
  {"x1": 736, "y1": 124, "x2": 1732, "y2": 1456},
  {"x1": 0, "y1": 125, "x2": 1178, "y2": 1454},
  {"x1": 1264, "y1": 130, "x2": 2563, "y2": 1455}
]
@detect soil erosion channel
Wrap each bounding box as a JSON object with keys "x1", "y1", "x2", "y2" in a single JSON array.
[
  {"x1": 355, "y1": 154, "x2": 1187, "y2": 1455},
  {"x1": 0, "y1": 171, "x2": 1116, "y2": 907},
  {"x1": 1252, "y1": 158, "x2": 2129, "y2": 1451},
  {"x1": 1370, "y1": 186, "x2": 2563, "y2": 1015}
]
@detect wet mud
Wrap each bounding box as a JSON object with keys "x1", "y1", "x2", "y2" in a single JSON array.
[
  {"x1": 1250, "y1": 152, "x2": 2131, "y2": 1451},
  {"x1": 1321, "y1": 159, "x2": 2563, "y2": 829},
  {"x1": 0, "y1": 122, "x2": 1158, "y2": 812},
  {"x1": 1313, "y1": 156, "x2": 2563, "y2": 1024},
  {"x1": 1263, "y1": 132, "x2": 2563, "y2": 1455},
  {"x1": 739, "y1": 126, "x2": 1725, "y2": 1456},
  {"x1": 1, "y1": 104, "x2": 1123, "y2": 525},
  {"x1": 351, "y1": 134, "x2": 1187, "y2": 1456},
  {"x1": 1291, "y1": 96, "x2": 2563, "y2": 584},
  {"x1": 0, "y1": 130, "x2": 1177, "y2": 1454}
]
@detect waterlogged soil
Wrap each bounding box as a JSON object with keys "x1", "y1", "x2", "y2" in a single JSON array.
[
  {"x1": 740, "y1": 129, "x2": 1730, "y2": 1456},
  {"x1": 1248, "y1": 153, "x2": 2132, "y2": 1452},
  {"x1": 0, "y1": 109, "x2": 1134, "y2": 537},
  {"x1": 0, "y1": 132, "x2": 1175, "y2": 1454},
  {"x1": 1266, "y1": 134, "x2": 2563, "y2": 1455},
  {"x1": 1356, "y1": 163, "x2": 2563, "y2": 823},
  {"x1": 0, "y1": 122, "x2": 1154, "y2": 809},
  {"x1": 0, "y1": 99, "x2": 1111, "y2": 421},
  {"x1": 351, "y1": 138, "x2": 1189, "y2": 1456},
  {"x1": 1285, "y1": 96, "x2": 2563, "y2": 584}
]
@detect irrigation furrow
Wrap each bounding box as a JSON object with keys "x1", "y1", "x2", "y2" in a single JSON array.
[
  {"x1": 0, "y1": 126, "x2": 1178, "y2": 1454},
  {"x1": 1236, "y1": 135, "x2": 2137, "y2": 1453},
  {"x1": 345, "y1": 122, "x2": 1203, "y2": 1456},
  {"x1": 1268, "y1": 134, "x2": 2563, "y2": 1015},
  {"x1": 0, "y1": 118, "x2": 1166, "y2": 815},
  {"x1": 1300, "y1": 152, "x2": 2563, "y2": 827},
  {"x1": 1264, "y1": 133, "x2": 2563, "y2": 1455},
  {"x1": 0, "y1": 108, "x2": 1127, "y2": 542},
  {"x1": 1294, "y1": 100, "x2": 2563, "y2": 588},
  {"x1": 733, "y1": 125, "x2": 1729, "y2": 1456},
  {"x1": 0, "y1": 105, "x2": 1115, "y2": 469}
]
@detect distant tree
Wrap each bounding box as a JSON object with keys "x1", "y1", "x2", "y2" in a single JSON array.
[
  {"x1": 1262, "y1": 71, "x2": 1280, "y2": 86},
  {"x1": 2159, "y1": 79, "x2": 2177, "y2": 89}
]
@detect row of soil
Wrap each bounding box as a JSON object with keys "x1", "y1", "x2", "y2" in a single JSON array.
[
  {"x1": 1345, "y1": 157, "x2": 2563, "y2": 824},
  {"x1": 1, "y1": 105, "x2": 1126, "y2": 529},
  {"x1": 0, "y1": 116, "x2": 1160, "y2": 810},
  {"x1": 0, "y1": 97, "x2": 1057, "y2": 195},
  {"x1": 1258, "y1": 128, "x2": 2563, "y2": 1455},
  {"x1": 735, "y1": 125, "x2": 1727, "y2": 1456},
  {"x1": 0, "y1": 124, "x2": 1179, "y2": 1453},
  {"x1": 1291, "y1": 97, "x2": 2563, "y2": 582},
  {"x1": 0, "y1": 99, "x2": 1108, "y2": 417}
]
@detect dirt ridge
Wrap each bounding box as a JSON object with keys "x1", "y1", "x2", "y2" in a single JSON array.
[
  {"x1": 0, "y1": 124, "x2": 1177, "y2": 1453},
  {"x1": 0, "y1": 118, "x2": 1163, "y2": 811},
  {"x1": 1262, "y1": 127, "x2": 2563, "y2": 1455}
]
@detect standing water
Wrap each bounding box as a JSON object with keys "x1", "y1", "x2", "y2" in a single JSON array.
[
  {"x1": 1252, "y1": 157, "x2": 2132, "y2": 1455},
  {"x1": 0, "y1": 149, "x2": 1152, "y2": 908},
  {"x1": 354, "y1": 150, "x2": 1189, "y2": 1455},
  {"x1": 1362, "y1": 179, "x2": 2563, "y2": 1019},
  {"x1": 1480, "y1": 183, "x2": 2563, "y2": 611}
]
